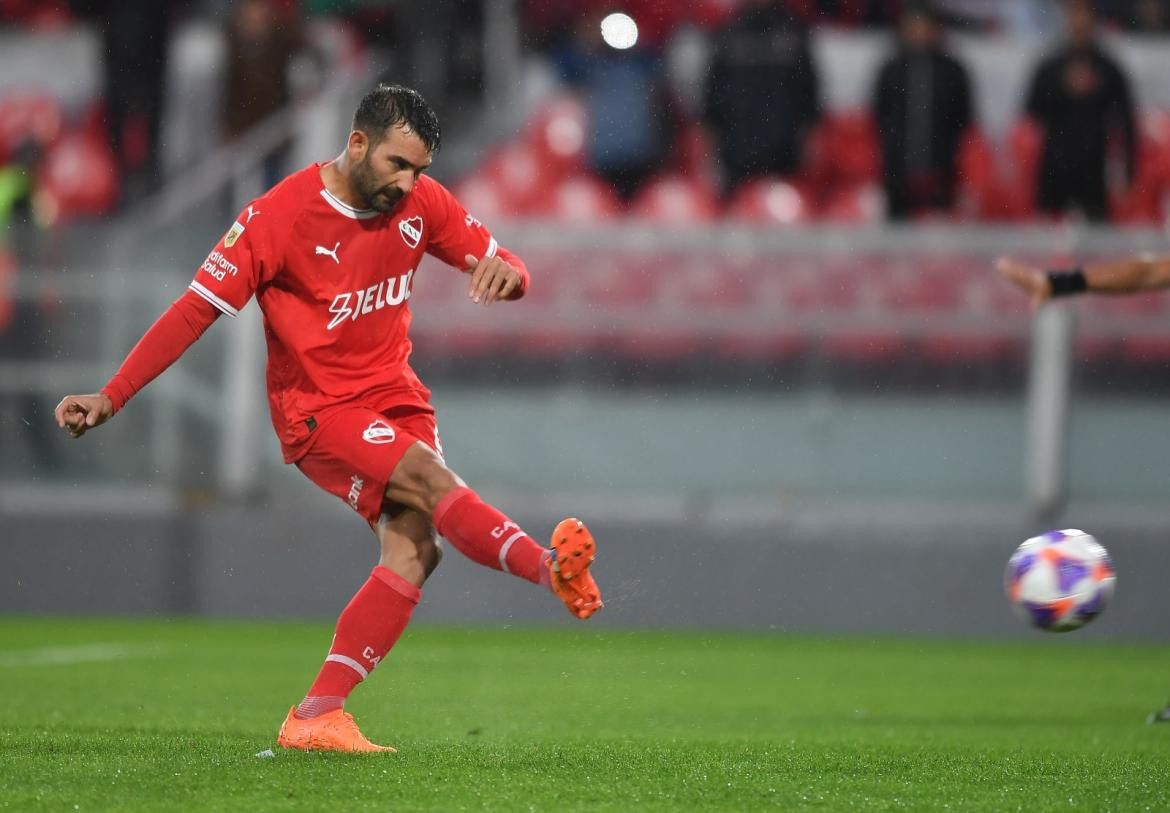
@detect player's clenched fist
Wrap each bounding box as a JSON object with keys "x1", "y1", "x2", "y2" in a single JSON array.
[
  {"x1": 54, "y1": 392, "x2": 114, "y2": 438},
  {"x1": 464, "y1": 253, "x2": 521, "y2": 305}
]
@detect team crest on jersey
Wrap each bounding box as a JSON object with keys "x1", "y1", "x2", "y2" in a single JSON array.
[
  {"x1": 361, "y1": 420, "x2": 396, "y2": 445},
  {"x1": 223, "y1": 220, "x2": 245, "y2": 248},
  {"x1": 398, "y1": 216, "x2": 423, "y2": 248}
]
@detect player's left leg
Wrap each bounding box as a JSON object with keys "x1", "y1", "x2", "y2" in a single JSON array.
[{"x1": 277, "y1": 509, "x2": 438, "y2": 753}]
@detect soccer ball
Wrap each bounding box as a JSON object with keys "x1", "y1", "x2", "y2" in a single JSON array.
[{"x1": 1004, "y1": 529, "x2": 1116, "y2": 632}]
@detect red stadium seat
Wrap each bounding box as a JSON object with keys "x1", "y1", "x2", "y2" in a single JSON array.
[
  {"x1": 35, "y1": 132, "x2": 118, "y2": 222},
  {"x1": 1005, "y1": 119, "x2": 1044, "y2": 220},
  {"x1": 956, "y1": 128, "x2": 1007, "y2": 220},
  {"x1": 820, "y1": 182, "x2": 884, "y2": 224},
  {"x1": 1112, "y1": 109, "x2": 1170, "y2": 224},
  {"x1": 725, "y1": 178, "x2": 813, "y2": 225},
  {"x1": 537, "y1": 174, "x2": 623, "y2": 222},
  {"x1": 670, "y1": 122, "x2": 721, "y2": 195},
  {"x1": 472, "y1": 141, "x2": 555, "y2": 214},
  {"x1": 804, "y1": 111, "x2": 881, "y2": 193},
  {"x1": 523, "y1": 95, "x2": 588, "y2": 180},
  {"x1": 0, "y1": 90, "x2": 63, "y2": 161},
  {"x1": 449, "y1": 174, "x2": 518, "y2": 221},
  {"x1": 629, "y1": 173, "x2": 719, "y2": 223}
]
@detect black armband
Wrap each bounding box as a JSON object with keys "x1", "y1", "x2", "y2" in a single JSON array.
[{"x1": 1047, "y1": 268, "x2": 1087, "y2": 297}]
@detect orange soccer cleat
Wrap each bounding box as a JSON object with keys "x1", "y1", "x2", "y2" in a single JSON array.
[
  {"x1": 276, "y1": 707, "x2": 396, "y2": 753},
  {"x1": 547, "y1": 518, "x2": 603, "y2": 620}
]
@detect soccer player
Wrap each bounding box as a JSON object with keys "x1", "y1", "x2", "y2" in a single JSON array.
[
  {"x1": 53, "y1": 84, "x2": 603, "y2": 752},
  {"x1": 997, "y1": 254, "x2": 1170, "y2": 724}
]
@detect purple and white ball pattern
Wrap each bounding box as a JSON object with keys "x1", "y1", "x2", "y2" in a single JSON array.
[{"x1": 1005, "y1": 529, "x2": 1116, "y2": 632}]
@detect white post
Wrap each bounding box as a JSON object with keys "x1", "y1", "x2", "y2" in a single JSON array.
[
  {"x1": 218, "y1": 303, "x2": 262, "y2": 496},
  {"x1": 1025, "y1": 304, "x2": 1076, "y2": 518}
]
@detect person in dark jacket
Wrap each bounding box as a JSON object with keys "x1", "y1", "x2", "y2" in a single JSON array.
[
  {"x1": 872, "y1": 1, "x2": 973, "y2": 219},
  {"x1": 1024, "y1": 0, "x2": 1137, "y2": 221},
  {"x1": 704, "y1": 0, "x2": 820, "y2": 194}
]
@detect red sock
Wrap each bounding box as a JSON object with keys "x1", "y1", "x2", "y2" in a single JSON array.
[
  {"x1": 295, "y1": 565, "x2": 420, "y2": 719},
  {"x1": 432, "y1": 487, "x2": 550, "y2": 586}
]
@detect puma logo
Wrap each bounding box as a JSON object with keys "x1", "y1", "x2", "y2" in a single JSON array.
[
  {"x1": 246, "y1": 205, "x2": 261, "y2": 222},
  {"x1": 315, "y1": 241, "x2": 340, "y2": 264}
]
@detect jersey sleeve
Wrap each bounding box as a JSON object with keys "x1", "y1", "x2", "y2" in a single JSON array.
[
  {"x1": 419, "y1": 176, "x2": 502, "y2": 269},
  {"x1": 188, "y1": 202, "x2": 272, "y2": 317}
]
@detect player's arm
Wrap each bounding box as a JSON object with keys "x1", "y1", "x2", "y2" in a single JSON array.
[
  {"x1": 55, "y1": 290, "x2": 220, "y2": 438},
  {"x1": 419, "y1": 176, "x2": 530, "y2": 306},
  {"x1": 996, "y1": 256, "x2": 1170, "y2": 308},
  {"x1": 56, "y1": 200, "x2": 266, "y2": 438},
  {"x1": 464, "y1": 246, "x2": 529, "y2": 306}
]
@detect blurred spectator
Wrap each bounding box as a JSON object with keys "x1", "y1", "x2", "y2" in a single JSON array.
[
  {"x1": 71, "y1": 0, "x2": 175, "y2": 206},
  {"x1": 556, "y1": 8, "x2": 674, "y2": 200},
  {"x1": 222, "y1": 0, "x2": 304, "y2": 188},
  {"x1": 1118, "y1": 0, "x2": 1170, "y2": 30},
  {"x1": 0, "y1": 140, "x2": 59, "y2": 472},
  {"x1": 788, "y1": 0, "x2": 901, "y2": 26},
  {"x1": 1024, "y1": 0, "x2": 1137, "y2": 222},
  {"x1": 704, "y1": 0, "x2": 820, "y2": 194},
  {"x1": 872, "y1": 2, "x2": 972, "y2": 219},
  {"x1": 931, "y1": 0, "x2": 1064, "y2": 34}
]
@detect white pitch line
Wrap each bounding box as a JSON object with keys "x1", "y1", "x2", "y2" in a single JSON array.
[{"x1": 0, "y1": 643, "x2": 164, "y2": 668}]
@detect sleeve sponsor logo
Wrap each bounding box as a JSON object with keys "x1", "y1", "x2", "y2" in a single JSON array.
[
  {"x1": 398, "y1": 215, "x2": 423, "y2": 248},
  {"x1": 223, "y1": 220, "x2": 245, "y2": 248},
  {"x1": 201, "y1": 250, "x2": 239, "y2": 282},
  {"x1": 326, "y1": 269, "x2": 413, "y2": 330},
  {"x1": 464, "y1": 213, "x2": 482, "y2": 229}
]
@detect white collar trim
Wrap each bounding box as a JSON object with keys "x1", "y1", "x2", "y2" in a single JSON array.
[{"x1": 319, "y1": 188, "x2": 380, "y2": 220}]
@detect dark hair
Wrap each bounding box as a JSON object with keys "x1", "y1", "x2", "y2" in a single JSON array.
[{"x1": 352, "y1": 84, "x2": 441, "y2": 153}]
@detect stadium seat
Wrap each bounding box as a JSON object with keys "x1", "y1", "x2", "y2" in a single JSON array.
[
  {"x1": 449, "y1": 174, "x2": 517, "y2": 221},
  {"x1": 821, "y1": 333, "x2": 907, "y2": 363},
  {"x1": 523, "y1": 95, "x2": 588, "y2": 180},
  {"x1": 819, "y1": 182, "x2": 884, "y2": 224},
  {"x1": 1005, "y1": 119, "x2": 1044, "y2": 220},
  {"x1": 1112, "y1": 109, "x2": 1170, "y2": 224},
  {"x1": 956, "y1": 128, "x2": 1005, "y2": 220},
  {"x1": 471, "y1": 141, "x2": 555, "y2": 215},
  {"x1": 538, "y1": 174, "x2": 623, "y2": 222},
  {"x1": 670, "y1": 122, "x2": 721, "y2": 196},
  {"x1": 804, "y1": 111, "x2": 881, "y2": 194},
  {"x1": 34, "y1": 132, "x2": 118, "y2": 222},
  {"x1": 725, "y1": 178, "x2": 813, "y2": 226},
  {"x1": 918, "y1": 334, "x2": 1021, "y2": 365},
  {"x1": 629, "y1": 173, "x2": 719, "y2": 223},
  {"x1": 0, "y1": 90, "x2": 63, "y2": 162}
]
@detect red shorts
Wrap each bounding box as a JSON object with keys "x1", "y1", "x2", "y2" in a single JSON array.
[{"x1": 295, "y1": 403, "x2": 442, "y2": 524}]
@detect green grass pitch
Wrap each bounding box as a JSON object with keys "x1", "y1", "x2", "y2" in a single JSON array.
[{"x1": 1, "y1": 618, "x2": 1168, "y2": 812}]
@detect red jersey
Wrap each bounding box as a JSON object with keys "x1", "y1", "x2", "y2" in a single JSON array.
[{"x1": 187, "y1": 164, "x2": 521, "y2": 462}]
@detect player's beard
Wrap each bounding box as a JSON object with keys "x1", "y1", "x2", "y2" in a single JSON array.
[{"x1": 353, "y1": 155, "x2": 404, "y2": 213}]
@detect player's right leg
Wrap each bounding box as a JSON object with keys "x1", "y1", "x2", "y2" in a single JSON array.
[{"x1": 385, "y1": 443, "x2": 603, "y2": 620}]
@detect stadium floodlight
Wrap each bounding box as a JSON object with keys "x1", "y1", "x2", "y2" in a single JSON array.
[{"x1": 600, "y1": 12, "x2": 638, "y2": 50}]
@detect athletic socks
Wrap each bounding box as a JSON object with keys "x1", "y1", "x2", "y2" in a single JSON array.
[
  {"x1": 296, "y1": 491, "x2": 550, "y2": 720},
  {"x1": 432, "y1": 486, "x2": 550, "y2": 586},
  {"x1": 294, "y1": 565, "x2": 420, "y2": 720}
]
